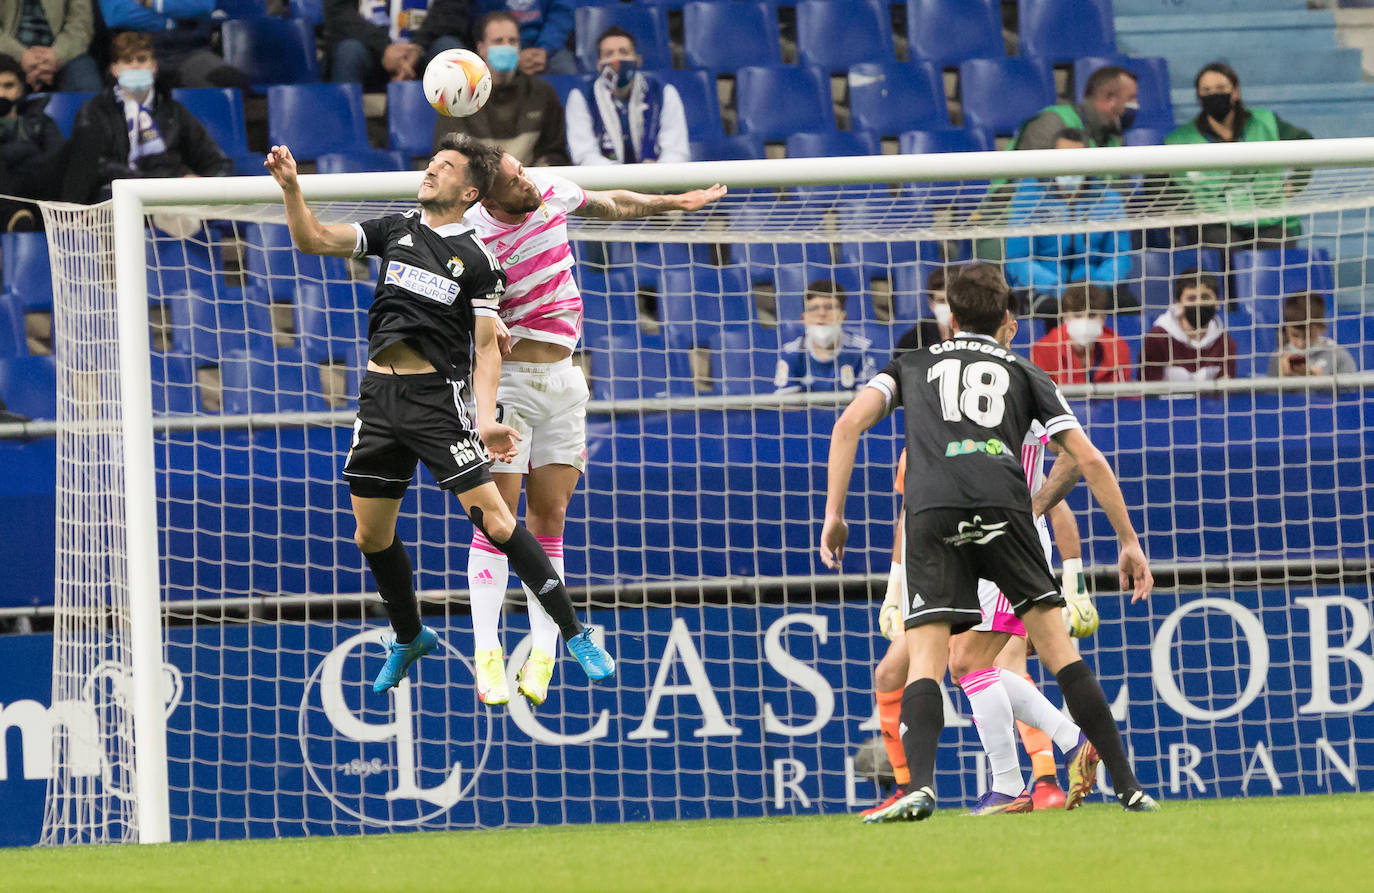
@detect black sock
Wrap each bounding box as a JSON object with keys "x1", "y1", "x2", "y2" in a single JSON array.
[
  {"x1": 490, "y1": 525, "x2": 583, "y2": 640},
  {"x1": 1056, "y1": 660, "x2": 1141, "y2": 794},
  {"x1": 898, "y1": 678, "x2": 944, "y2": 794},
  {"x1": 363, "y1": 537, "x2": 421, "y2": 643}
]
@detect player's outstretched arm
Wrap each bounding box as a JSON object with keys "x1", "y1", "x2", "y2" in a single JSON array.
[
  {"x1": 264, "y1": 145, "x2": 360, "y2": 257},
  {"x1": 821, "y1": 386, "x2": 888, "y2": 568},
  {"x1": 573, "y1": 184, "x2": 728, "y2": 221},
  {"x1": 1050, "y1": 427, "x2": 1153, "y2": 603},
  {"x1": 1031, "y1": 443, "x2": 1080, "y2": 517},
  {"x1": 473, "y1": 315, "x2": 521, "y2": 463}
]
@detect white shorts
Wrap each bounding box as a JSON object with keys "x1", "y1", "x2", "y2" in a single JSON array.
[
  {"x1": 968, "y1": 515, "x2": 1054, "y2": 636},
  {"x1": 490, "y1": 358, "x2": 589, "y2": 474}
]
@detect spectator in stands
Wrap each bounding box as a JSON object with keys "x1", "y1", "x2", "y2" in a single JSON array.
[
  {"x1": 431, "y1": 11, "x2": 567, "y2": 166},
  {"x1": 1269, "y1": 291, "x2": 1357, "y2": 377},
  {"x1": 1142, "y1": 268, "x2": 1237, "y2": 381},
  {"x1": 326, "y1": 0, "x2": 469, "y2": 87},
  {"x1": 471, "y1": 0, "x2": 574, "y2": 77},
  {"x1": 1012, "y1": 65, "x2": 1138, "y2": 150},
  {"x1": 566, "y1": 26, "x2": 688, "y2": 166},
  {"x1": 98, "y1": 0, "x2": 250, "y2": 89},
  {"x1": 0, "y1": 0, "x2": 102, "y2": 92},
  {"x1": 1165, "y1": 62, "x2": 1312, "y2": 250},
  {"x1": 1003, "y1": 129, "x2": 1133, "y2": 314},
  {"x1": 774, "y1": 279, "x2": 877, "y2": 393},
  {"x1": 1031, "y1": 284, "x2": 1133, "y2": 385},
  {"x1": 60, "y1": 32, "x2": 231, "y2": 205},
  {"x1": 894, "y1": 266, "x2": 951, "y2": 351},
  {"x1": 0, "y1": 53, "x2": 64, "y2": 230}
]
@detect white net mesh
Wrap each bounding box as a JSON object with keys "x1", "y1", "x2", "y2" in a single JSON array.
[{"x1": 40, "y1": 152, "x2": 1374, "y2": 843}]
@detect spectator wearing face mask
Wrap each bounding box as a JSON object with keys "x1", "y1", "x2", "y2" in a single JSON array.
[
  {"x1": 1031, "y1": 284, "x2": 1132, "y2": 385},
  {"x1": 1165, "y1": 62, "x2": 1312, "y2": 251},
  {"x1": 1011, "y1": 65, "x2": 1139, "y2": 151},
  {"x1": 0, "y1": 53, "x2": 64, "y2": 230},
  {"x1": 431, "y1": 11, "x2": 566, "y2": 165},
  {"x1": 470, "y1": 0, "x2": 574, "y2": 77},
  {"x1": 1142, "y1": 269, "x2": 1238, "y2": 382},
  {"x1": 565, "y1": 26, "x2": 688, "y2": 166},
  {"x1": 774, "y1": 279, "x2": 877, "y2": 393},
  {"x1": 1002, "y1": 129, "x2": 1133, "y2": 315},
  {"x1": 1269, "y1": 291, "x2": 1357, "y2": 378}
]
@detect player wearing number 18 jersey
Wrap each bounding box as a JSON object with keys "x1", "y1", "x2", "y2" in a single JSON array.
[{"x1": 822, "y1": 262, "x2": 1158, "y2": 820}]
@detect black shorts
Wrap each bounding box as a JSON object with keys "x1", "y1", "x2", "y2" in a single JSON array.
[
  {"x1": 343, "y1": 371, "x2": 492, "y2": 499},
  {"x1": 902, "y1": 506, "x2": 1063, "y2": 633}
]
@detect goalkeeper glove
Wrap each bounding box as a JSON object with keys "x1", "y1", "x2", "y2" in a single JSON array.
[
  {"x1": 879, "y1": 562, "x2": 903, "y2": 641},
  {"x1": 1060, "y1": 557, "x2": 1099, "y2": 638}
]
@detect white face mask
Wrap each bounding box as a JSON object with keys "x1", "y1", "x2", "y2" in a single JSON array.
[
  {"x1": 1065, "y1": 316, "x2": 1103, "y2": 347},
  {"x1": 931, "y1": 303, "x2": 952, "y2": 327},
  {"x1": 806, "y1": 323, "x2": 842, "y2": 351},
  {"x1": 1055, "y1": 174, "x2": 1084, "y2": 193}
]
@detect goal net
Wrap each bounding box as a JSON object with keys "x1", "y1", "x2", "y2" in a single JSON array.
[{"x1": 39, "y1": 141, "x2": 1374, "y2": 844}]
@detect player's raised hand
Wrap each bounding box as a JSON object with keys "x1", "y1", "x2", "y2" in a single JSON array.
[
  {"x1": 265, "y1": 145, "x2": 299, "y2": 190},
  {"x1": 819, "y1": 515, "x2": 849, "y2": 569},
  {"x1": 479, "y1": 421, "x2": 523, "y2": 464},
  {"x1": 675, "y1": 184, "x2": 728, "y2": 212},
  {"x1": 493, "y1": 317, "x2": 512, "y2": 358},
  {"x1": 1118, "y1": 542, "x2": 1153, "y2": 603}
]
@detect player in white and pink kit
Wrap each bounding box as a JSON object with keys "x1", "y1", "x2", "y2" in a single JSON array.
[{"x1": 461, "y1": 152, "x2": 726, "y2": 706}]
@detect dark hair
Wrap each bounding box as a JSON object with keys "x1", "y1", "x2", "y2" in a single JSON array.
[
  {"x1": 946, "y1": 263, "x2": 1011, "y2": 335},
  {"x1": 1053, "y1": 127, "x2": 1087, "y2": 145},
  {"x1": 1194, "y1": 61, "x2": 1239, "y2": 94},
  {"x1": 112, "y1": 31, "x2": 154, "y2": 63},
  {"x1": 925, "y1": 266, "x2": 947, "y2": 293},
  {"x1": 1084, "y1": 65, "x2": 1134, "y2": 100},
  {"x1": 1172, "y1": 267, "x2": 1221, "y2": 303},
  {"x1": 597, "y1": 26, "x2": 637, "y2": 54},
  {"x1": 475, "y1": 10, "x2": 519, "y2": 44},
  {"x1": 435, "y1": 133, "x2": 503, "y2": 200},
  {"x1": 0, "y1": 54, "x2": 22, "y2": 82},
  {"x1": 1282, "y1": 291, "x2": 1327, "y2": 326},
  {"x1": 804, "y1": 278, "x2": 847, "y2": 311},
  {"x1": 1061, "y1": 284, "x2": 1111, "y2": 316}
]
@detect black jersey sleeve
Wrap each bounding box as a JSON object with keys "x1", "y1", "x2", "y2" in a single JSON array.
[
  {"x1": 352, "y1": 216, "x2": 400, "y2": 258},
  {"x1": 1025, "y1": 362, "x2": 1081, "y2": 438}
]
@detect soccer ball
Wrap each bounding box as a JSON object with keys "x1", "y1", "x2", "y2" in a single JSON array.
[{"x1": 423, "y1": 49, "x2": 492, "y2": 118}]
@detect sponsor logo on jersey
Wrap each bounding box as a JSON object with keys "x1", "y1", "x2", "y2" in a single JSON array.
[
  {"x1": 944, "y1": 438, "x2": 1009, "y2": 458},
  {"x1": 942, "y1": 515, "x2": 1009, "y2": 547},
  {"x1": 385, "y1": 260, "x2": 459, "y2": 305}
]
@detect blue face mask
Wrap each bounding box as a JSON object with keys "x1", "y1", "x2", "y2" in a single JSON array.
[
  {"x1": 117, "y1": 67, "x2": 154, "y2": 93},
  {"x1": 601, "y1": 58, "x2": 638, "y2": 91},
  {"x1": 486, "y1": 44, "x2": 518, "y2": 74}
]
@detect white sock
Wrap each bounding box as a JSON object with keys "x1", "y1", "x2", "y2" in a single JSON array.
[
  {"x1": 960, "y1": 668, "x2": 1023, "y2": 797},
  {"x1": 524, "y1": 535, "x2": 564, "y2": 656},
  {"x1": 468, "y1": 533, "x2": 508, "y2": 652},
  {"x1": 999, "y1": 668, "x2": 1081, "y2": 752}
]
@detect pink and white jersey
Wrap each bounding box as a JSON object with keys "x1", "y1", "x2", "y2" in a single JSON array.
[
  {"x1": 464, "y1": 171, "x2": 587, "y2": 351},
  {"x1": 1021, "y1": 421, "x2": 1049, "y2": 496}
]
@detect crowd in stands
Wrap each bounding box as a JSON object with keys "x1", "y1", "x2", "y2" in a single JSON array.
[{"x1": 0, "y1": 1, "x2": 1363, "y2": 418}]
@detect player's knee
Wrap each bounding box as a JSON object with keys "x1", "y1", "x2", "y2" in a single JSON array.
[
  {"x1": 875, "y1": 658, "x2": 905, "y2": 691},
  {"x1": 526, "y1": 500, "x2": 567, "y2": 534},
  {"x1": 354, "y1": 527, "x2": 392, "y2": 555},
  {"x1": 947, "y1": 648, "x2": 975, "y2": 683},
  {"x1": 468, "y1": 502, "x2": 516, "y2": 544}
]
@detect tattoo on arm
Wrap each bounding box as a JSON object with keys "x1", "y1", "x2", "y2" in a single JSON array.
[{"x1": 574, "y1": 189, "x2": 677, "y2": 221}]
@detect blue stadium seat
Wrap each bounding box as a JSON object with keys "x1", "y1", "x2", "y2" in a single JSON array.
[
  {"x1": 906, "y1": 0, "x2": 1002, "y2": 65},
  {"x1": 1232, "y1": 248, "x2": 1336, "y2": 325},
  {"x1": 386, "y1": 80, "x2": 436, "y2": 159},
  {"x1": 1137, "y1": 248, "x2": 1224, "y2": 314},
  {"x1": 898, "y1": 128, "x2": 993, "y2": 154},
  {"x1": 889, "y1": 259, "x2": 948, "y2": 324},
  {"x1": 654, "y1": 69, "x2": 724, "y2": 142},
  {"x1": 848, "y1": 62, "x2": 948, "y2": 137},
  {"x1": 957, "y1": 57, "x2": 1056, "y2": 136},
  {"x1": 585, "y1": 323, "x2": 692, "y2": 400},
  {"x1": 1018, "y1": 0, "x2": 1115, "y2": 61},
  {"x1": 222, "y1": 18, "x2": 319, "y2": 86},
  {"x1": 316, "y1": 149, "x2": 410, "y2": 173},
  {"x1": 171, "y1": 88, "x2": 250, "y2": 156},
  {"x1": 0, "y1": 355, "x2": 56, "y2": 419},
  {"x1": 289, "y1": 0, "x2": 323, "y2": 24},
  {"x1": 773, "y1": 263, "x2": 872, "y2": 323},
  {"x1": 295, "y1": 283, "x2": 369, "y2": 364},
  {"x1": 1123, "y1": 127, "x2": 1166, "y2": 146},
  {"x1": 218, "y1": 350, "x2": 330, "y2": 415},
  {"x1": 1073, "y1": 56, "x2": 1174, "y2": 131},
  {"x1": 659, "y1": 264, "x2": 755, "y2": 343},
  {"x1": 690, "y1": 133, "x2": 766, "y2": 161},
  {"x1": 0, "y1": 293, "x2": 25, "y2": 357},
  {"x1": 0, "y1": 232, "x2": 52, "y2": 312},
  {"x1": 714, "y1": 323, "x2": 778, "y2": 395},
  {"x1": 34, "y1": 91, "x2": 94, "y2": 138},
  {"x1": 579, "y1": 269, "x2": 639, "y2": 325},
  {"x1": 149, "y1": 352, "x2": 199, "y2": 415},
  {"x1": 574, "y1": 4, "x2": 671, "y2": 73},
  {"x1": 543, "y1": 73, "x2": 593, "y2": 108},
  {"x1": 241, "y1": 223, "x2": 351, "y2": 302},
  {"x1": 165, "y1": 290, "x2": 275, "y2": 362},
  {"x1": 784, "y1": 130, "x2": 879, "y2": 158},
  {"x1": 268, "y1": 83, "x2": 369, "y2": 161},
  {"x1": 796, "y1": 0, "x2": 895, "y2": 72},
  {"x1": 683, "y1": 1, "x2": 781, "y2": 74},
  {"x1": 215, "y1": 0, "x2": 267, "y2": 18},
  {"x1": 735, "y1": 65, "x2": 834, "y2": 140},
  {"x1": 147, "y1": 229, "x2": 221, "y2": 300},
  {"x1": 839, "y1": 242, "x2": 942, "y2": 307}
]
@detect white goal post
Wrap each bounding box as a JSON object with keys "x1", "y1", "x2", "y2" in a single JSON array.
[{"x1": 39, "y1": 137, "x2": 1374, "y2": 845}]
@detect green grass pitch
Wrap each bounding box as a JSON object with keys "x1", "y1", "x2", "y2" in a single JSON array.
[{"x1": 2, "y1": 795, "x2": 1367, "y2": 892}]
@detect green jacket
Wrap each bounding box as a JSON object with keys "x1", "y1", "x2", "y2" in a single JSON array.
[
  {"x1": 1009, "y1": 104, "x2": 1124, "y2": 151},
  {"x1": 1164, "y1": 107, "x2": 1312, "y2": 232}
]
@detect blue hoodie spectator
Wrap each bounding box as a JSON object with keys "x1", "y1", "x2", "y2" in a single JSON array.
[
  {"x1": 471, "y1": 0, "x2": 574, "y2": 75},
  {"x1": 99, "y1": 0, "x2": 248, "y2": 88}
]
